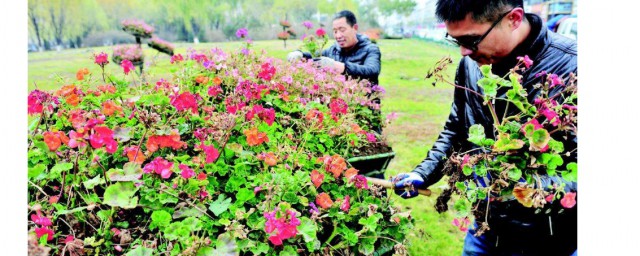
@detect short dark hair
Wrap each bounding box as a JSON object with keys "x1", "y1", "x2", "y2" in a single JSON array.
[
  {"x1": 435, "y1": 0, "x2": 523, "y2": 23},
  {"x1": 333, "y1": 10, "x2": 357, "y2": 27}
]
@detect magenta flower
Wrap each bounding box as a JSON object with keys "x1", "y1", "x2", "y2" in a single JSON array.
[
  {"x1": 170, "y1": 54, "x2": 184, "y2": 64},
  {"x1": 143, "y1": 157, "x2": 174, "y2": 179},
  {"x1": 170, "y1": 92, "x2": 199, "y2": 114},
  {"x1": 340, "y1": 195, "x2": 351, "y2": 212},
  {"x1": 179, "y1": 164, "x2": 195, "y2": 179},
  {"x1": 94, "y1": 52, "x2": 109, "y2": 67},
  {"x1": 316, "y1": 28, "x2": 326, "y2": 37},
  {"x1": 34, "y1": 227, "x2": 55, "y2": 241},
  {"x1": 302, "y1": 21, "x2": 313, "y2": 29},
  {"x1": 351, "y1": 175, "x2": 369, "y2": 189},
  {"x1": 254, "y1": 186, "x2": 263, "y2": 195},
  {"x1": 517, "y1": 55, "x2": 533, "y2": 69},
  {"x1": 28, "y1": 90, "x2": 50, "y2": 115},
  {"x1": 309, "y1": 202, "x2": 319, "y2": 214},
  {"x1": 258, "y1": 63, "x2": 276, "y2": 81},
  {"x1": 366, "y1": 132, "x2": 377, "y2": 143},
  {"x1": 264, "y1": 208, "x2": 301, "y2": 246},
  {"x1": 548, "y1": 74, "x2": 564, "y2": 88},
  {"x1": 89, "y1": 126, "x2": 118, "y2": 154},
  {"x1": 200, "y1": 143, "x2": 220, "y2": 164},
  {"x1": 30, "y1": 210, "x2": 52, "y2": 226},
  {"x1": 236, "y1": 28, "x2": 248, "y2": 38},
  {"x1": 560, "y1": 192, "x2": 577, "y2": 208},
  {"x1": 121, "y1": 59, "x2": 134, "y2": 75}
]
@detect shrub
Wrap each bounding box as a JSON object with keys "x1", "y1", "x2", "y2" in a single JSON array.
[
  {"x1": 27, "y1": 43, "x2": 411, "y2": 255},
  {"x1": 112, "y1": 44, "x2": 144, "y2": 65}
]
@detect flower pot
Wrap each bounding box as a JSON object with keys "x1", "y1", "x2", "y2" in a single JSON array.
[{"x1": 347, "y1": 151, "x2": 395, "y2": 179}]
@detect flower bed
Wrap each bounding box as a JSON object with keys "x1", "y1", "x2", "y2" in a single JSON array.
[
  {"x1": 112, "y1": 44, "x2": 144, "y2": 66},
  {"x1": 148, "y1": 36, "x2": 175, "y2": 56},
  {"x1": 27, "y1": 45, "x2": 411, "y2": 255},
  {"x1": 121, "y1": 19, "x2": 154, "y2": 39}
]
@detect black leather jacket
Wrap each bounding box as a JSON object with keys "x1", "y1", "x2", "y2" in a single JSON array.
[
  {"x1": 413, "y1": 14, "x2": 577, "y2": 245},
  {"x1": 303, "y1": 33, "x2": 381, "y2": 85}
]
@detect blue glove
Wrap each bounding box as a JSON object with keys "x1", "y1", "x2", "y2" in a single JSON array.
[{"x1": 391, "y1": 172, "x2": 425, "y2": 199}]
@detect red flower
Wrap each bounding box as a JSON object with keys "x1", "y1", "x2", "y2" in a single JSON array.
[
  {"x1": 146, "y1": 130, "x2": 187, "y2": 153},
  {"x1": 351, "y1": 175, "x2": 369, "y2": 189},
  {"x1": 142, "y1": 157, "x2": 174, "y2": 179},
  {"x1": 264, "y1": 208, "x2": 301, "y2": 246},
  {"x1": 76, "y1": 68, "x2": 90, "y2": 80},
  {"x1": 102, "y1": 100, "x2": 123, "y2": 116},
  {"x1": 244, "y1": 127, "x2": 269, "y2": 146},
  {"x1": 246, "y1": 105, "x2": 276, "y2": 126},
  {"x1": 170, "y1": 91, "x2": 199, "y2": 114},
  {"x1": 258, "y1": 152, "x2": 278, "y2": 166},
  {"x1": 94, "y1": 52, "x2": 109, "y2": 67},
  {"x1": 30, "y1": 210, "x2": 52, "y2": 226},
  {"x1": 311, "y1": 169, "x2": 324, "y2": 188},
  {"x1": 35, "y1": 227, "x2": 55, "y2": 241},
  {"x1": 316, "y1": 28, "x2": 326, "y2": 37},
  {"x1": 170, "y1": 54, "x2": 184, "y2": 64},
  {"x1": 28, "y1": 90, "x2": 50, "y2": 115},
  {"x1": 43, "y1": 131, "x2": 69, "y2": 151},
  {"x1": 560, "y1": 192, "x2": 577, "y2": 208},
  {"x1": 258, "y1": 63, "x2": 276, "y2": 81},
  {"x1": 316, "y1": 193, "x2": 333, "y2": 209},
  {"x1": 322, "y1": 154, "x2": 347, "y2": 179}
]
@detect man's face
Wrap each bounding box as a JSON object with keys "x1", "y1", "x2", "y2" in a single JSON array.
[
  {"x1": 332, "y1": 17, "x2": 358, "y2": 50},
  {"x1": 445, "y1": 12, "x2": 515, "y2": 65}
]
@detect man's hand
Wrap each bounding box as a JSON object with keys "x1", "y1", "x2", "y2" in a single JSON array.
[
  {"x1": 314, "y1": 57, "x2": 336, "y2": 69},
  {"x1": 391, "y1": 172, "x2": 425, "y2": 199},
  {"x1": 287, "y1": 51, "x2": 303, "y2": 62}
]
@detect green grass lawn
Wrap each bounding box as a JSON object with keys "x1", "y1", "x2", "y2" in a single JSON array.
[{"x1": 28, "y1": 38, "x2": 464, "y2": 255}]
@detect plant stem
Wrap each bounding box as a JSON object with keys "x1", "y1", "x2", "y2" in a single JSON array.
[
  {"x1": 159, "y1": 187, "x2": 215, "y2": 220},
  {"x1": 323, "y1": 221, "x2": 339, "y2": 246}
]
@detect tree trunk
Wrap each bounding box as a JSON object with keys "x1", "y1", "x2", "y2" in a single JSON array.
[{"x1": 28, "y1": 8, "x2": 43, "y2": 50}]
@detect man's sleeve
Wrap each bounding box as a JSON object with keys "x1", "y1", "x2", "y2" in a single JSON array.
[
  {"x1": 343, "y1": 45, "x2": 381, "y2": 80},
  {"x1": 411, "y1": 60, "x2": 468, "y2": 188}
]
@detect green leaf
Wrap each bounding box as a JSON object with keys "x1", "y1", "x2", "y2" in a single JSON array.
[
  {"x1": 561, "y1": 162, "x2": 578, "y2": 182},
  {"x1": 468, "y1": 124, "x2": 486, "y2": 146},
  {"x1": 28, "y1": 164, "x2": 46, "y2": 180},
  {"x1": 182, "y1": 216, "x2": 203, "y2": 231},
  {"x1": 173, "y1": 204, "x2": 206, "y2": 219},
  {"x1": 529, "y1": 129, "x2": 551, "y2": 151},
  {"x1": 236, "y1": 188, "x2": 255, "y2": 204},
  {"x1": 209, "y1": 194, "x2": 232, "y2": 216},
  {"x1": 282, "y1": 192, "x2": 299, "y2": 204},
  {"x1": 453, "y1": 198, "x2": 471, "y2": 215},
  {"x1": 358, "y1": 236, "x2": 376, "y2": 255},
  {"x1": 548, "y1": 139, "x2": 565, "y2": 153},
  {"x1": 475, "y1": 164, "x2": 487, "y2": 176},
  {"x1": 493, "y1": 133, "x2": 524, "y2": 152},
  {"x1": 250, "y1": 242, "x2": 269, "y2": 255},
  {"x1": 138, "y1": 93, "x2": 170, "y2": 106},
  {"x1": 103, "y1": 182, "x2": 138, "y2": 209},
  {"x1": 294, "y1": 217, "x2": 316, "y2": 244},
  {"x1": 50, "y1": 162, "x2": 74, "y2": 180},
  {"x1": 196, "y1": 247, "x2": 216, "y2": 256},
  {"x1": 107, "y1": 162, "x2": 143, "y2": 182},
  {"x1": 149, "y1": 210, "x2": 172, "y2": 231},
  {"x1": 213, "y1": 233, "x2": 238, "y2": 255},
  {"x1": 358, "y1": 213, "x2": 382, "y2": 231},
  {"x1": 113, "y1": 127, "x2": 133, "y2": 142},
  {"x1": 480, "y1": 65, "x2": 492, "y2": 76},
  {"x1": 477, "y1": 77, "x2": 498, "y2": 98},
  {"x1": 462, "y1": 165, "x2": 473, "y2": 176},
  {"x1": 455, "y1": 181, "x2": 466, "y2": 192},
  {"x1": 507, "y1": 168, "x2": 522, "y2": 181},
  {"x1": 279, "y1": 246, "x2": 297, "y2": 256},
  {"x1": 82, "y1": 175, "x2": 104, "y2": 190}
]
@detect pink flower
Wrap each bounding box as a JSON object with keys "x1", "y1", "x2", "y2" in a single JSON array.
[
  {"x1": 170, "y1": 91, "x2": 199, "y2": 114},
  {"x1": 89, "y1": 126, "x2": 118, "y2": 153},
  {"x1": 254, "y1": 186, "x2": 263, "y2": 195},
  {"x1": 201, "y1": 143, "x2": 220, "y2": 164},
  {"x1": 316, "y1": 28, "x2": 326, "y2": 37},
  {"x1": 121, "y1": 59, "x2": 134, "y2": 75},
  {"x1": 94, "y1": 52, "x2": 109, "y2": 67},
  {"x1": 545, "y1": 194, "x2": 554, "y2": 203},
  {"x1": 540, "y1": 108, "x2": 560, "y2": 127},
  {"x1": 258, "y1": 63, "x2": 276, "y2": 81},
  {"x1": 548, "y1": 74, "x2": 564, "y2": 88},
  {"x1": 30, "y1": 210, "x2": 52, "y2": 226},
  {"x1": 28, "y1": 90, "x2": 50, "y2": 115},
  {"x1": 264, "y1": 208, "x2": 301, "y2": 246},
  {"x1": 207, "y1": 85, "x2": 223, "y2": 97},
  {"x1": 366, "y1": 132, "x2": 377, "y2": 142},
  {"x1": 34, "y1": 227, "x2": 54, "y2": 241},
  {"x1": 179, "y1": 164, "x2": 195, "y2": 179},
  {"x1": 351, "y1": 175, "x2": 369, "y2": 189},
  {"x1": 517, "y1": 55, "x2": 533, "y2": 69},
  {"x1": 170, "y1": 54, "x2": 184, "y2": 64},
  {"x1": 452, "y1": 217, "x2": 471, "y2": 232},
  {"x1": 143, "y1": 157, "x2": 174, "y2": 179},
  {"x1": 560, "y1": 192, "x2": 577, "y2": 208},
  {"x1": 63, "y1": 235, "x2": 75, "y2": 244},
  {"x1": 236, "y1": 28, "x2": 248, "y2": 38},
  {"x1": 302, "y1": 21, "x2": 313, "y2": 30},
  {"x1": 340, "y1": 195, "x2": 351, "y2": 212}
]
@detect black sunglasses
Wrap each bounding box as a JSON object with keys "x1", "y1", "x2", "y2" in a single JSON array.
[{"x1": 445, "y1": 8, "x2": 516, "y2": 51}]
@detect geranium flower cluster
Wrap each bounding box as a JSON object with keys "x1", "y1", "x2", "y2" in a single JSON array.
[
  {"x1": 112, "y1": 45, "x2": 143, "y2": 64},
  {"x1": 31, "y1": 209, "x2": 54, "y2": 241},
  {"x1": 148, "y1": 36, "x2": 175, "y2": 55},
  {"x1": 121, "y1": 19, "x2": 154, "y2": 38},
  {"x1": 264, "y1": 207, "x2": 300, "y2": 246}
]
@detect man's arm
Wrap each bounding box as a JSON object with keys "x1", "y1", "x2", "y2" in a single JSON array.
[{"x1": 341, "y1": 45, "x2": 381, "y2": 80}]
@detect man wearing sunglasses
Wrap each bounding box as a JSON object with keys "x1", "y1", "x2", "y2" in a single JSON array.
[{"x1": 392, "y1": 0, "x2": 577, "y2": 255}]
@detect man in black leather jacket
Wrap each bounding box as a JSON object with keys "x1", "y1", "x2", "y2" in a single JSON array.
[
  {"x1": 392, "y1": 0, "x2": 577, "y2": 255},
  {"x1": 287, "y1": 10, "x2": 381, "y2": 86}
]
